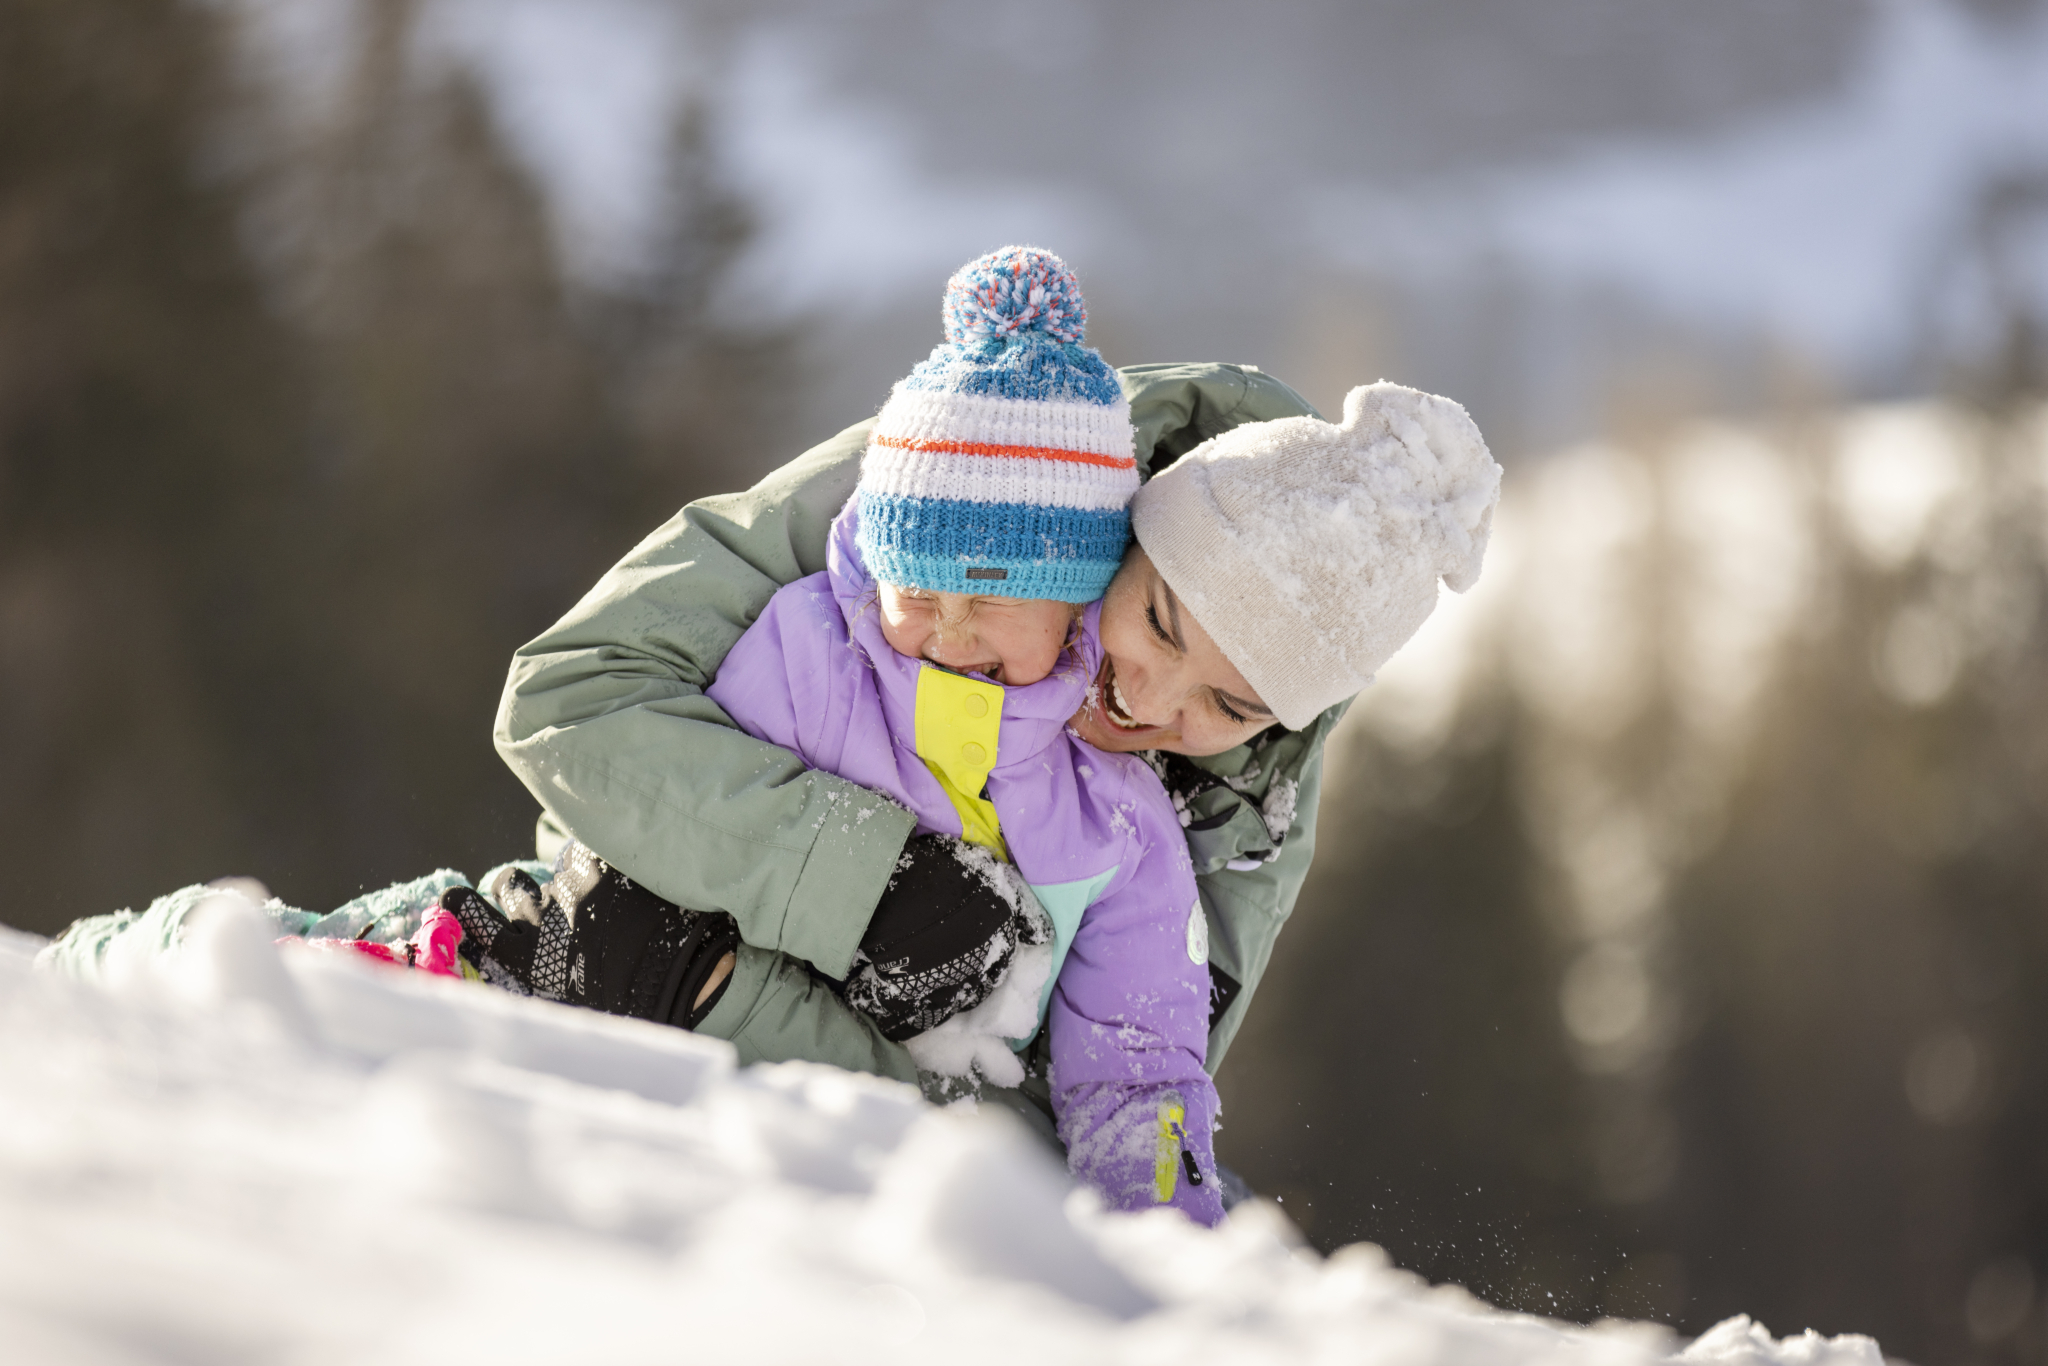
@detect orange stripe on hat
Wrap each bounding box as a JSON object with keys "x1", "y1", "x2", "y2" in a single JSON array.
[{"x1": 872, "y1": 433, "x2": 1136, "y2": 471}]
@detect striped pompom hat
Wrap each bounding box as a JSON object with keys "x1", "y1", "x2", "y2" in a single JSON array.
[{"x1": 856, "y1": 246, "x2": 1135, "y2": 603}]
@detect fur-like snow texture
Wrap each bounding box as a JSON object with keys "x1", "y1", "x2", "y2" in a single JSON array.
[
  {"x1": 859, "y1": 246, "x2": 1135, "y2": 603},
  {"x1": 1132, "y1": 381, "x2": 1503, "y2": 730},
  {"x1": 707, "y1": 501, "x2": 1225, "y2": 1225},
  {"x1": 1, "y1": 922, "x2": 1893, "y2": 1364},
  {"x1": 903, "y1": 940, "x2": 1052, "y2": 1087}
]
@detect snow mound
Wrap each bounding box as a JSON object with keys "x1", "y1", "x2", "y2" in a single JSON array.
[{"x1": 0, "y1": 922, "x2": 1884, "y2": 1365}]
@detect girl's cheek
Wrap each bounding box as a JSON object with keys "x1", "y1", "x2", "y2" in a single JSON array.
[{"x1": 876, "y1": 613, "x2": 926, "y2": 661}]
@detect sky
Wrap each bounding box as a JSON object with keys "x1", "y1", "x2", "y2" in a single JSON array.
[{"x1": 239, "y1": 0, "x2": 2048, "y2": 446}]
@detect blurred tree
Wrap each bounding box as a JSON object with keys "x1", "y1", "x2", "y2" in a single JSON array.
[
  {"x1": 1226, "y1": 395, "x2": 2048, "y2": 1364},
  {"x1": 1664, "y1": 405, "x2": 2048, "y2": 1363},
  {"x1": 0, "y1": 0, "x2": 304, "y2": 922},
  {"x1": 250, "y1": 0, "x2": 626, "y2": 896},
  {"x1": 1220, "y1": 691, "x2": 1648, "y2": 1321},
  {"x1": 0, "y1": 0, "x2": 796, "y2": 930},
  {"x1": 608, "y1": 97, "x2": 797, "y2": 503}
]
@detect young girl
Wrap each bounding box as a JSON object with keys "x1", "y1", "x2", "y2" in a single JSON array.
[{"x1": 450, "y1": 247, "x2": 1228, "y2": 1225}]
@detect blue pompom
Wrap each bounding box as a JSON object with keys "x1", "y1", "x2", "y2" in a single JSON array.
[{"x1": 942, "y1": 246, "x2": 1088, "y2": 345}]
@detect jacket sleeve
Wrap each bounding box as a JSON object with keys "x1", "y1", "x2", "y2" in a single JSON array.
[
  {"x1": 700, "y1": 574, "x2": 830, "y2": 766},
  {"x1": 1047, "y1": 781, "x2": 1225, "y2": 1226},
  {"x1": 1119, "y1": 362, "x2": 1319, "y2": 478},
  {"x1": 702, "y1": 572, "x2": 891, "y2": 796},
  {"x1": 1196, "y1": 707, "x2": 1342, "y2": 1070},
  {"x1": 493, "y1": 422, "x2": 918, "y2": 981}
]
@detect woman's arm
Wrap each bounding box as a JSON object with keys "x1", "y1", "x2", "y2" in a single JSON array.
[{"x1": 494, "y1": 420, "x2": 916, "y2": 981}]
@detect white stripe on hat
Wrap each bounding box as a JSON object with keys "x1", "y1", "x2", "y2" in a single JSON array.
[
  {"x1": 876, "y1": 389, "x2": 1134, "y2": 461},
  {"x1": 862, "y1": 445, "x2": 1138, "y2": 511}
]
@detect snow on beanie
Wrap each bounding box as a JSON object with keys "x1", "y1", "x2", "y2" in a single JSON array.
[
  {"x1": 1130, "y1": 381, "x2": 1502, "y2": 730},
  {"x1": 856, "y1": 246, "x2": 1136, "y2": 603}
]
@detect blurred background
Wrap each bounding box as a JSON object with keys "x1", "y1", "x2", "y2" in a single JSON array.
[{"x1": 4, "y1": 0, "x2": 2048, "y2": 1360}]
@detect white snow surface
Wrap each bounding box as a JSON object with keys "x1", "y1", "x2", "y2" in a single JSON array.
[{"x1": 0, "y1": 904, "x2": 1885, "y2": 1365}]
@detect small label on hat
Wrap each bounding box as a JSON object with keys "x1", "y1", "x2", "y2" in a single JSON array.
[{"x1": 965, "y1": 567, "x2": 1008, "y2": 580}]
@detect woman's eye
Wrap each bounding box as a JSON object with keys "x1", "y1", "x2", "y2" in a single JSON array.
[
  {"x1": 1212, "y1": 693, "x2": 1248, "y2": 726},
  {"x1": 1145, "y1": 603, "x2": 1171, "y2": 644}
]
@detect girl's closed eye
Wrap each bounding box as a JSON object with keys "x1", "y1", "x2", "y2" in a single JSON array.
[{"x1": 875, "y1": 581, "x2": 1078, "y2": 687}]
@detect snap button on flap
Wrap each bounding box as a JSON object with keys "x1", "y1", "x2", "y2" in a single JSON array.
[{"x1": 913, "y1": 664, "x2": 1008, "y2": 858}]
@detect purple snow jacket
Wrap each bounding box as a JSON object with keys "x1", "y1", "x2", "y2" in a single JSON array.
[{"x1": 705, "y1": 501, "x2": 1224, "y2": 1225}]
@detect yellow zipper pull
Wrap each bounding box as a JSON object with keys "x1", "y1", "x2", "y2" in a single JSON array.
[{"x1": 1154, "y1": 1096, "x2": 1188, "y2": 1203}]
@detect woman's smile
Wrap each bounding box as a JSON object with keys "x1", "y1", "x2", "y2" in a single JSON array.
[
  {"x1": 1105, "y1": 665, "x2": 1144, "y2": 729},
  {"x1": 1066, "y1": 547, "x2": 1278, "y2": 756},
  {"x1": 1073, "y1": 655, "x2": 1168, "y2": 748}
]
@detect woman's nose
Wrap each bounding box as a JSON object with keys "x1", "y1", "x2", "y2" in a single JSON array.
[{"x1": 1120, "y1": 662, "x2": 1171, "y2": 724}]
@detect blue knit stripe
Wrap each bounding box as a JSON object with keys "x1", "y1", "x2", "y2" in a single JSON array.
[
  {"x1": 856, "y1": 491, "x2": 1129, "y2": 603},
  {"x1": 870, "y1": 550, "x2": 1120, "y2": 602},
  {"x1": 858, "y1": 492, "x2": 1130, "y2": 562},
  {"x1": 898, "y1": 333, "x2": 1123, "y2": 407}
]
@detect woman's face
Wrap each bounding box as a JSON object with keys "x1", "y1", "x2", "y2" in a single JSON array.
[{"x1": 1067, "y1": 546, "x2": 1278, "y2": 756}]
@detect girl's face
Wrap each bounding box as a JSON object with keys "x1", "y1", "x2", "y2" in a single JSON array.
[
  {"x1": 876, "y1": 583, "x2": 1077, "y2": 686},
  {"x1": 1067, "y1": 546, "x2": 1277, "y2": 756}
]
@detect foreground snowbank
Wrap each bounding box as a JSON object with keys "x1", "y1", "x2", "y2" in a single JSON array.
[{"x1": 0, "y1": 900, "x2": 1883, "y2": 1365}]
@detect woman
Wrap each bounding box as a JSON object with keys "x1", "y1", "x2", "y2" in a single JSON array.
[{"x1": 492, "y1": 360, "x2": 1500, "y2": 1153}]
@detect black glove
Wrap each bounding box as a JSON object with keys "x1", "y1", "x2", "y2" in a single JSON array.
[
  {"x1": 442, "y1": 842, "x2": 740, "y2": 1030},
  {"x1": 841, "y1": 834, "x2": 1045, "y2": 1041}
]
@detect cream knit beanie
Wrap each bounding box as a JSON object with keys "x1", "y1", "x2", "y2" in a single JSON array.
[{"x1": 1129, "y1": 381, "x2": 1502, "y2": 730}]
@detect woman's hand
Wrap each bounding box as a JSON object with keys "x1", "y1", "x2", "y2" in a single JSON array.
[
  {"x1": 842, "y1": 834, "x2": 1040, "y2": 1041},
  {"x1": 442, "y1": 844, "x2": 740, "y2": 1029}
]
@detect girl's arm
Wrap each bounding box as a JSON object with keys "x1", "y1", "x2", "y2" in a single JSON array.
[{"x1": 1047, "y1": 783, "x2": 1226, "y2": 1226}]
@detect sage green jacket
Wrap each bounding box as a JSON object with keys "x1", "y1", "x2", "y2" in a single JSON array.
[{"x1": 494, "y1": 363, "x2": 1347, "y2": 1089}]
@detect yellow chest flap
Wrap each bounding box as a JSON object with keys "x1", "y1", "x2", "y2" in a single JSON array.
[{"x1": 913, "y1": 667, "x2": 1008, "y2": 860}]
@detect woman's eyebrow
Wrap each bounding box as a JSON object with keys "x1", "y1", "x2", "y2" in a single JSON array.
[{"x1": 1159, "y1": 581, "x2": 1189, "y2": 651}]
